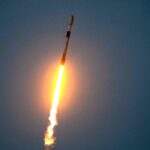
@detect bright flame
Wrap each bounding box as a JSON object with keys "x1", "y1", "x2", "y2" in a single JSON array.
[{"x1": 44, "y1": 65, "x2": 64, "y2": 147}]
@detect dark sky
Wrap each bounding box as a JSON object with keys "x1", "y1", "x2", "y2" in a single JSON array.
[{"x1": 0, "y1": 0, "x2": 150, "y2": 150}]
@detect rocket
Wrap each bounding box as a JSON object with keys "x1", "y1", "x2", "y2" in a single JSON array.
[{"x1": 61, "y1": 15, "x2": 74, "y2": 65}]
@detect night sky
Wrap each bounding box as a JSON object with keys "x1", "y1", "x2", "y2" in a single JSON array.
[{"x1": 0, "y1": 0, "x2": 150, "y2": 150}]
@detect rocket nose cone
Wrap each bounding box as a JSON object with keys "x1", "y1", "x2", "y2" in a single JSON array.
[{"x1": 68, "y1": 15, "x2": 74, "y2": 26}]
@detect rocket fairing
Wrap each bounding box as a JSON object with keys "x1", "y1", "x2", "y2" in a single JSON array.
[{"x1": 61, "y1": 15, "x2": 74, "y2": 65}]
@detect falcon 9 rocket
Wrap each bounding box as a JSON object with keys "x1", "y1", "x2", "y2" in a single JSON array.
[{"x1": 61, "y1": 15, "x2": 74, "y2": 65}]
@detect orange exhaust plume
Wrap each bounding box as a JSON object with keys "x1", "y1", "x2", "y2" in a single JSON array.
[{"x1": 44, "y1": 65, "x2": 64, "y2": 149}]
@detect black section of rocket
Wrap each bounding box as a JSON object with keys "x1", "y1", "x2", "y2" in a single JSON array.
[{"x1": 61, "y1": 15, "x2": 74, "y2": 65}]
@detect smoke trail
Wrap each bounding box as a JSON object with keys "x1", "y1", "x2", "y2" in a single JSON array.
[{"x1": 44, "y1": 65, "x2": 64, "y2": 149}]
